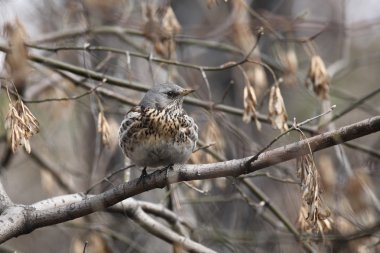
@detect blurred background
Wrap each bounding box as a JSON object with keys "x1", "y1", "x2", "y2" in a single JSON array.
[{"x1": 0, "y1": 0, "x2": 379, "y2": 252}]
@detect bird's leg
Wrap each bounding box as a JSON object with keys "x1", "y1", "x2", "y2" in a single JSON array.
[
  {"x1": 137, "y1": 167, "x2": 148, "y2": 184},
  {"x1": 159, "y1": 164, "x2": 174, "y2": 181}
]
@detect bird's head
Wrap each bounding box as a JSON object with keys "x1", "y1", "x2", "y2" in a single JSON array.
[{"x1": 140, "y1": 83, "x2": 194, "y2": 111}]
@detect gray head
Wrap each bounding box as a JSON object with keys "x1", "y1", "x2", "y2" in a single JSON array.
[{"x1": 139, "y1": 83, "x2": 194, "y2": 110}]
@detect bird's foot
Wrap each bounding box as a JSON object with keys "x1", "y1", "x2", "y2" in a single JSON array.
[
  {"x1": 137, "y1": 167, "x2": 148, "y2": 185},
  {"x1": 159, "y1": 164, "x2": 174, "y2": 184}
]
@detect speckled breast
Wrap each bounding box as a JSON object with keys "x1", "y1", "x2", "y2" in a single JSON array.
[{"x1": 119, "y1": 106, "x2": 198, "y2": 167}]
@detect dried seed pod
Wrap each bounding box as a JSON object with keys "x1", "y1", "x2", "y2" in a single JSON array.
[
  {"x1": 296, "y1": 137, "x2": 333, "y2": 234},
  {"x1": 231, "y1": 1, "x2": 267, "y2": 96},
  {"x1": 268, "y1": 83, "x2": 288, "y2": 132},
  {"x1": 277, "y1": 47, "x2": 298, "y2": 86},
  {"x1": 5, "y1": 99, "x2": 39, "y2": 153},
  {"x1": 143, "y1": 5, "x2": 181, "y2": 58},
  {"x1": 4, "y1": 18, "x2": 29, "y2": 93},
  {"x1": 97, "y1": 111, "x2": 111, "y2": 147},
  {"x1": 191, "y1": 116, "x2": 225, "y2": 164},
  {"x1": 242, "y1": 84, "x2": 257, "y2": 123},
  {"x1": 306, "y1": 55, "x2": 330, "y2": 99}
]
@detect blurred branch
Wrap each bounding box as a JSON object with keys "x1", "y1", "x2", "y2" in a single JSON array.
[
  {"x1": 321, "y1": 86, "x2": 380, "y2": 127},
  {"x1": 27, "y1": 44, "x2": 244, "y2": 72},
  {"x1": 237, "y1": 0, "x2": 282, "y2": 38},
  {"x1": 135, "y1": 201, "x2": 193, "y2": 230},
  {"x1": 31, "y1": 26, "x2": 139, "y2": 43},
  {"x1": 22, "y1": 81, "x2": 104, "y2": 104},
  {"x1": 330, "y1": 87, "x2": 380, "y2": 115},
  {"x1": 240, "y1": 172, "x2": 299, "y2": 184},
  {"x1": 0, "y1": 179, "x2": 13, "y2": 212},
  {"x1": 86, "y1": 165, "x2": 135, "y2": 194},
  {"x1": 30, "y1": 25, "x2": 244, "y2": 55},
  {"x1": 123, "y1": 199, "x2": 215, "y2": 253},
  {"x1": 0, "y1": 115, "x2": 378, "y2": 243},
  {"x1": 240, "y1": 179, "x2": 314, "y2": 252},
  {"x1": 0, "y1": 42, "x2": 379, "y2": 159},
  {"x1": 25, "y1": 67, "x2": 380, "y2": 163},
  {"x1": 65, "y1": 222, "x2": 145, "y2": 253},
  {"x1": 307, "y1": 221, "x2": 380, "y2": 243},
  {"x1": 344, "y1": 141, "x2": 380, "y2": 159},
  {"x1": 31, "y1": 194, "x2": 214, "y2": 252},
  {"x1": 233, "y1": 182, "x2": 287, "y2": 232},
  {"x1": 27, "y1": 28, "x2": 264, "y2": 73},
  {"x1": 0, "y1": 145, "x2": 13, "y2": 170},
  {"x1": 28, "y1": 150, "x2": 74, "y2": 193}
]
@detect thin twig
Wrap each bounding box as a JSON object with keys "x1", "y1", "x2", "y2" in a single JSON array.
[
  {"x1": 192, "y1": 142, "x2": 216, "y2": 153},
  {"x1": 181, "y1": 181, "x2": 207, "y2": 194},
  {"x1": 22, "y1": 82, "x2": 104, "y2": 104},
  {"x1": 245, "y1": 105, "x2": 336, "y2": 165},
  {"x1": 240, "y1": 172, "x2": 299, "y2": 184},
  {"x1": 321, "y1": 86, "x2": 380, "y2": 127},
  {"x1": 86, "y1": 165, "x2": 135, "y2": 194}
]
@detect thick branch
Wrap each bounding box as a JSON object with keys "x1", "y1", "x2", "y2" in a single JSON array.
[
  {"x1": 15, "y1": 195, "x2": 209, "y2": 252},
  {"x1": 0, "y1": 116, "x2": 378, "y2": 243},
  {"x1": 123, "y1": 199, "x2": 215, "y2": 253}
]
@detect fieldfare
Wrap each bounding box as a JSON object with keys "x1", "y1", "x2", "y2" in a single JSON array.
[{"x1": 119, "y1": 83, "x2": 198, "y2": 181}]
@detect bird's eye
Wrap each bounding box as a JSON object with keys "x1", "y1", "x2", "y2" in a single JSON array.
[{"x1": 166, "y1": 91, "x2": 176, "y2": 97}]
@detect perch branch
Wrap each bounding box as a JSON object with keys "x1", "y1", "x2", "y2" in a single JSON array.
[{"x1": 0, "y1": 116, "x2": 378, "y2": 243}]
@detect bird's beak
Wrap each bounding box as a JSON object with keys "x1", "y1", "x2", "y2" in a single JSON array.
[{"x1": 180, "y1": 89, "x2": 195, "y2": 97}]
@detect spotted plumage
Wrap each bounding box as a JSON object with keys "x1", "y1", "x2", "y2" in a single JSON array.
[{"x1": 119, "y1": 83, "x2": 198, "y2": 174}]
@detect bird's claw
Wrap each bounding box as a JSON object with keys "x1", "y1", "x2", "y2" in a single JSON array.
[{"x1": 137, "y1": 167, "x2": 148, "y2": 185}]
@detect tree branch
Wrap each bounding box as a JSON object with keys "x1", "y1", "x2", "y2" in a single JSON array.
[
  {"x1": 0, "y1": 116, "x2": 378, "y2": 243},
  {"x1": 122, "y1": 199, "x2": 215, "y2": 253},
  {"x1": 2, "y1": 42, "x2": 379, "y2": 159}
]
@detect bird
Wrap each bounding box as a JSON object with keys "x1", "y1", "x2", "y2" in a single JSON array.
[{"x1": 119, "y1": 83, "x2": 198, "y2": 182}]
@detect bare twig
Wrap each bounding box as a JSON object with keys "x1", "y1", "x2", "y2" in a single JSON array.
[
  {"x1": 321, "y1": 86, "x2": 380, "y2": 127},
  {"x1": 22, "y1": 82, "x2": 104, "y2": 104},
  {"x1": 86, "y1": 165, "x2": 135, "y2": 194},
  {"x1": 181, "y1": 181, "x2": 207, "y2": 194},
  {"x1": 246, "y1": 105, "x2": 336, "y2": 165},
  {"x1": 240, "y1": 172, "x2": 299, "y2": 184}
]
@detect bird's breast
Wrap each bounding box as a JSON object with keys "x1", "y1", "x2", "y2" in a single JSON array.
[{"x1": 119, "y1": 107, "x2": 198, "y2": 167}]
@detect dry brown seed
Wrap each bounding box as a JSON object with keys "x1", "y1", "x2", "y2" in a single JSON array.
[
  {"x1": 268, "y1": 84, "x2": 288, "y2": 132},
  {"x1": 242, "y1": 84, "x2": 257, "y2": 123},
  {"x1": 5, "y1": 100, "x2": 39, "y2": 153},
  {"x1": 306, "y1": 55, "x2": 330, "y2": 99},
  {"x1": 97, "y1": 111, "x2": 111, "y2": 147},
  {"x1": 4, "y1": 18, "x2": 29, "y2": 91}
]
